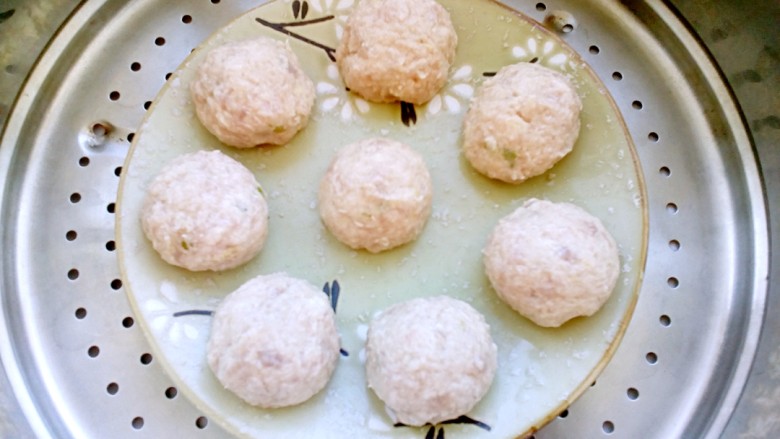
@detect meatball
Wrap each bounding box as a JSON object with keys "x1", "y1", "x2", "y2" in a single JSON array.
[
  {"x1": 207, "y1": 273, "x2": 340, "y2": 408},
  {"x1": 462, "y1": 62, "x2": 582, "y2": 183},
  {"x1": 318, "y1": 138, "x2": 433, "y2": 253},
  {"x1": 483, "y1": 198, "x2": 620, "y2": 327},
  {"x1": 190, "y1": 37, "x2": 315, "y2": 148},
  {"x1": 336, "y1": 0, "x2": 458, "y2": 104},
  {"x1": 140, "y1": 150, "x2": 268, "y2": 272},
  {"x1": 366, "y1": 296, "x2": 497, "y2": 426}
]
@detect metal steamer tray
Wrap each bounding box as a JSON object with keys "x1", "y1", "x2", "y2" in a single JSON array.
[{"x1": 0, "y1": 1, "x2": 775, "y2": 438}]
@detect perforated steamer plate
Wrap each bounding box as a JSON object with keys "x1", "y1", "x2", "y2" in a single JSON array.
[{"x1": 0, "y1": 1, "x2": 769, "y2": 439}]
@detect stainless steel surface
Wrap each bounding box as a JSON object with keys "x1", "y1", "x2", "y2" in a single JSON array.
[
  {"x1": 0, "y1": 0, "x2": 776, "y2": 438},
  {"x1": 676, "y1": 2, "x2": 780, "y2": 437}
]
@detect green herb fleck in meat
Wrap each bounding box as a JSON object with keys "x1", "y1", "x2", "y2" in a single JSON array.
[{"x1": 502, "y1": 149, "x2": 517, "y2": 166}]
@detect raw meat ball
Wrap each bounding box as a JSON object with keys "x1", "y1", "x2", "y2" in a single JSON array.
[
  {"x1": 318, "y1": 138, "x2": 433, "y2": 253},
  {"x1": 366, "y1": 296, "x2": 497, "y2": 426},
  {"x1": 463, "y1": 62, "x2": 582, "y2": 183},
  {"x1": 336, "y1": 0, "x2": 458, "y2": 104},
  {"x1": 140, "y1": 150, "x2": 268, "y2": 271},
  {"x1": 207, "y1": 273, "x2": 340, "y2": 408},
  {"x1": 483, "y1": 198, "x2": 620, "y2": 327},
  {"x1": 190, "y1": 37, "x2": 315, "y2": 148}
]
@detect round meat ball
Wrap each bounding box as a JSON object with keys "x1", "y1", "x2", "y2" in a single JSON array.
[
  {"x1": 483, "y1": 198, "x2": 620, "y2": 327},
  {"x1": 141, "y1": 150, "x2": 268, "y2": 271},
  {"x1": 463, "y1": 62, "x2": 582, "y2": 183},
  {"x1": 336, "y1": 0, "x2": 458, "y2": 104},
  {"x1": 190, "y1": 37, "x2": 315, "y2": 148},
  {"x1": 318, "y1": 138, "x2": 433, "y2": 253},
  {"x1": 207, "y1": 273, "x2": 340, "y2": 408},
  {"x1": 366, "y1": 296, "x2": 497, "y2": 426}
]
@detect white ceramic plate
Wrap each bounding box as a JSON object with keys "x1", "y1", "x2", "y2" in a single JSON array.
[{"x1": 117, "y1": 1, "x2": 647, "y2": 438}]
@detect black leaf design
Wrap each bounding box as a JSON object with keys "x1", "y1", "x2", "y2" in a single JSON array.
[
  {"x1": 301, "y1": 1, "x2": 309, "y2": 19},
  {"x1": 401, "y1": 101, "x2": 417, "y2": 126},
  {"x1": 292, "y1": 0, "x2": 301, "y2": 19},
  {"x1": 330, "y1": 280, "x2": 340, "y2": 312},
  {"x1": 322, "y1": 280, "x2": 341, "y2": 312},
  {"x1": 323, "y1": 280, "x2": 341, "y2": 312},
  {"x1": 323, "y1": 280, "x2": 349, "y2": 357}
]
